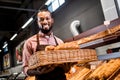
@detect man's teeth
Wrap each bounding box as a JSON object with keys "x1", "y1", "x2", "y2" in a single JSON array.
[{"x1": 43, "y1": 25, "x2": 49, "y2": 29}]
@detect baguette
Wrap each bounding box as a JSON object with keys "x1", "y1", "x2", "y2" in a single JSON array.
[{"x1": 87, "y1": 59, "x2": 120, "y2": 79}]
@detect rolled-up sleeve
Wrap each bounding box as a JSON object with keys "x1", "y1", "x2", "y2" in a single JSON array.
[{"x1": 22, "y1": 40, "x2": 33, "y2": 75}]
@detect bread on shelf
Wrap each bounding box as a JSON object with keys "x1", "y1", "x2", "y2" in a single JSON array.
[{"x1": 45, "y1": 25, "x2": 120, "y2": 51}]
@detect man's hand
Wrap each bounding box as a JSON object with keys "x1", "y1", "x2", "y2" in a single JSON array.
[
  {"x1": 27, "y1": 64, "x2": 57, "y2": 76},
  {"x1": 37, "y1": 64, "x2": 57, "y2": 74},
  {"x1": 27, "y1": 69, "x2": 40, "y2": 76}
]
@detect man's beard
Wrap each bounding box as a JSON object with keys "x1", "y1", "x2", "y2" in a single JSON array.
[{"x1": 40, "y1": 25, "x2": 53, "y2": 34}]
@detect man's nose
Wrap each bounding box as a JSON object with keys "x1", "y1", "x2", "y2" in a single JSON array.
[{"x1": 43, "y1": 19, "x2": 48, "y2": 24}]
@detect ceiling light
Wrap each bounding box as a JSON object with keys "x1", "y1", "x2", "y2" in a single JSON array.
[
  {"x1": 21, "y1": 17, "x2": 33, "y2": 29},
  {"x1": 10, "y1": 33, "x2": 18, "y2": 41},
  {"x1": 2, "y1": 43, "x2": 8, "y2": 48}
]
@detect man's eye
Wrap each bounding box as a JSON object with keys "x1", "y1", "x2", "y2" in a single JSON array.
[
  {"x1": 38, "y1": 17, "x2": 50, "y2": 21},
  {"x1": 40, "y1": 18, "x2": 44, "y2": 21},
  {"x1": 46, "y1": 18, "x2": 49, "y2": 20}
]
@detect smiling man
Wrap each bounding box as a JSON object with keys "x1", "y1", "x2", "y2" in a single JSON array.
[{"x1": 22, "y1": 9, "x2": 67, "y2": 80}]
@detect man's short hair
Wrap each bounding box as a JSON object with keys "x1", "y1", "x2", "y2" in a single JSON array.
[{"x1": 37, "y1": 9, "x2": 52, "y2": 18}]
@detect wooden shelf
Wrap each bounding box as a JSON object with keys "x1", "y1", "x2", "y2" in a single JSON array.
[
  {"x1": 79, "y1": 32, "x2": 120, "y2": 49},
  {"x1": 65, "y1": 18, "x2": 120, "y2": 43}
]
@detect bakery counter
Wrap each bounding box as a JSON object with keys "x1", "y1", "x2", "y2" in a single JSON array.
[{"x1": 65, "y1": 57, "x2": 120, "y2": 80}]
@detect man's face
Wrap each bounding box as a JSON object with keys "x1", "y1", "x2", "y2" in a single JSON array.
[{"x1": 37, "y1": 11, "x2": 54, "y2": 33}]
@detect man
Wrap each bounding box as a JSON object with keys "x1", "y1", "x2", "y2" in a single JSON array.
[{"x1": 22, "y1": 9, "x2": 67, "y2": 80}]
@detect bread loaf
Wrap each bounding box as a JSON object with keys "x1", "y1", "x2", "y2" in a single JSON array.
[
  {"x1": 45, "y1": 41, "x2": 79, "y2": 51},
  {"x1": 77, "y1": 25, "x2": 120, "y2": 45},
  {"x1": 45, "y1": 45, "x2": 55, "y2": 51},
  {"x1": 45, "y1": 25, "x2": 120, "y2": 51},
  {"x1": 114, "y1": 73, "x2": 120, "y2": 80},
  {"x1": 87, "y1": 59, "x2": 120, "y2": 79},
  {"x1": 67, "y1": 67, "x2": 91, "y2": 80}
]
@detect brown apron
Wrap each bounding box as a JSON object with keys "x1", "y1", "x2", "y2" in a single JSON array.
[{"x1": 35, "y1": 33, "x2": 66, "y2": 80}]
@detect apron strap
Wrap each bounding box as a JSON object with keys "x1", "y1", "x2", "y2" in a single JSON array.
[
  {"x1": 36, "y1": 33, "x2": 59, "y2": 51},
  {"x1": 36, "y1": 33, "x2": 40, "y2": 51},
  {"x1": 53, "y1": 36, "x2": 58, "y2": 46}
]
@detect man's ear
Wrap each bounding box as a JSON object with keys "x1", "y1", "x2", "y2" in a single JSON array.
[{"x1": 37, "y1": 21, "x2": 42, "y2": 28}]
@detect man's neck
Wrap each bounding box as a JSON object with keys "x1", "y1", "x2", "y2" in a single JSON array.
[{"x1": 39, "y1": 31, "x2": 53, "y2": 37}]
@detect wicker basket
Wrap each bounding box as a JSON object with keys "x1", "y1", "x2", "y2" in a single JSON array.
[{"x1": 28, "y1": 49, "x2": 98, "y2": 69}]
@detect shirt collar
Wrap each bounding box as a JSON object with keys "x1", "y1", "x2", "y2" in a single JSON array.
[{"x1": 38, "y1": 31, "x2": 54, "y2": 38}]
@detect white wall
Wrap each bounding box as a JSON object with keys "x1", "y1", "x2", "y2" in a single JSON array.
[{"x1": 100, "y1": 0, "x2": 119, "y2": 21}]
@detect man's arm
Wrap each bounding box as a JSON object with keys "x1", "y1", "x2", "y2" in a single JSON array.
[{"x1": 22, "y1": 40, "x2": 33, "y2": 75}]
